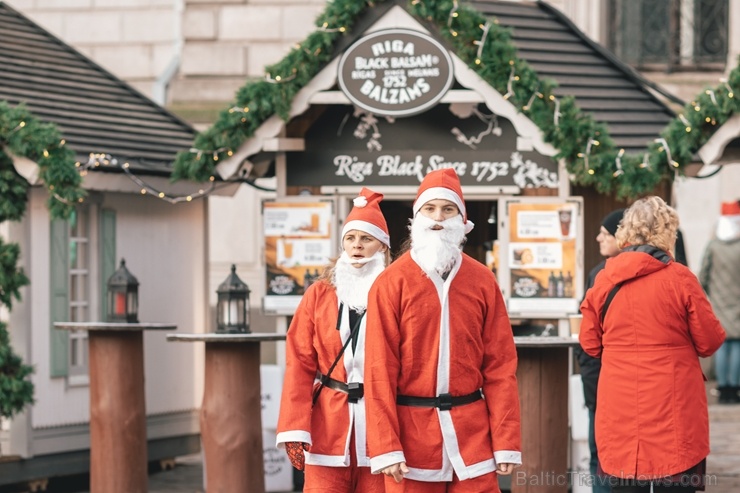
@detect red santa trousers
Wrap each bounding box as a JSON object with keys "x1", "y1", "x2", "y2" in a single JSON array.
[{"x1": 383, "y1": 471, "x2": 500, "y2": 493}]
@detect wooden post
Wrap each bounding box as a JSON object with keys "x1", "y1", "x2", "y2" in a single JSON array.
[
  {"x1": 167, "y1": 333, "x2": 286, "y2": 493},
  {"x1": 201, "y1": 342, "x2": 264, "y2": 493},
  {"x1": 511, "y1": 340, "x2": 574, "y2": 493},
  {"x1": 54, "y1": 322, "x2": 175, "y2": 493},
  {"x1": 88, "y1": 331, "x2": 148, "y2": 493}
]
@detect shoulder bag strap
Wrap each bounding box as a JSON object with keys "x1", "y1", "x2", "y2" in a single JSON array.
[
  {"x1": 312, "y1": 305, "x2": 364, "y2": 406},
  {"x1": 600, "y1": 282, "x2": 623, "y2": 324},
  {"x1": 600, "y1": 245, "x2": 672, "y2": 324}
]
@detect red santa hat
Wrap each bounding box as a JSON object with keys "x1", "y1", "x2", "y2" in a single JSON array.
[
  {"x1": 341, "y1": 187, "x2": 390, "y2": 247},
  {"x1": 720, "y1": 200, "x2": 740, "y2": 216},
  {"x1": 412, "y1": 168, "x2": 474, "y2": 233},
  {"x1": 716, "y1": 200, "x2": 740, "y2": 241}
]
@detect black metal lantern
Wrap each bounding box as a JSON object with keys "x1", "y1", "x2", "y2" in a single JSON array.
[
  {"x1": 107, "y1": 258, "x2": 139, "y2": 323},
  {"x1": 216, "y1": 264, "x2": 250, "y2": 333}
]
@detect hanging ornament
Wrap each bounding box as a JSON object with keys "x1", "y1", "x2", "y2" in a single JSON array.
[
  {"x1": 451, "y1": 109, "x2": 501, "y2": 149},
  {"x1": 654, "y1": 138, "x2": 679, "y2": 168},
  {"x1": 578, "y1": 137, "x2": 599, "y2": 175},
  {"x1": 678, "y1": 114, "x2": 692, "y2": 133},
  {"x1": 704, "y1": 89, "x2": 718, "y2": 106},
  {"x1": 502, "y1": 61, "x2": 517, "y2": 100},
  {"x1": 640, "y1": 152, "x2": 651, "y2": 169},
  {"x1": 523, "y1": 86, "x2": 542, "y2": 111},
  {"x1": 473, "y1": 22, "x2": 491, "y2": 65},
  {"x1": 720, "y1": 78, "x2": 734, "y2": 98},
  {"x1": 447, "y1": 0, "x2": 459, "y2": 29},
  {"x1": 613, "y1": 148, "x2": 625, "y2": 177}
]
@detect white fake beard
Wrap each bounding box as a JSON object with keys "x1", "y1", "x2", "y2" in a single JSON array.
[
  {"x1": 410, "y1": 214, "x2": 465, "y2": 277},
  {"x1": 333, "y1": 250, "x2": 386, "y2": 313}
]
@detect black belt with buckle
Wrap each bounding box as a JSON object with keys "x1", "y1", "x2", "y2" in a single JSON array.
[
  {"x1": 396, "y1": 390, "x2": 483, "y2": 411},
  {"x1": 318, "y1": 373, "x2": 364, "y2": 403}
]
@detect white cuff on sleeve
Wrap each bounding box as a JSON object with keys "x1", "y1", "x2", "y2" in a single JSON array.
[
  {"x1": 275, "y1": 430, "x2": 312, "y2": 449},
  {"x1": 369, "y1": 451, "x2": 406, "y2": 474},
  {"x1": 494, "y1": 450, "x2": 522, "y2": 466}
]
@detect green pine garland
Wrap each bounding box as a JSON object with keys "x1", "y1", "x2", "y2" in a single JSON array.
[
  {"x1": 0, "y1": 100, "x2": 85, "y2": 418},
  {"x1": 172, "y1": 0, "x2": 740, "y2": 200},
  {"x1": 0, "y1": 321, "x2": 34, "y2": 419}
]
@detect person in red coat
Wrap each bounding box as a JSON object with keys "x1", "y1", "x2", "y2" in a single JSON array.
[
  {"x1": 276, "y1": 187, "x2": 390, "y2": 493},
  {"x1": 580, "y1": 196, "x2": 726, "y2": 493},
  {"x1": 364, "y1": 168, "x2": 521, "y2": 493}
]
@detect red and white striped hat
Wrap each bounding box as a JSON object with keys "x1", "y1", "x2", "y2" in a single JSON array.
[
  {"x1": 341, "y1": 187, "x2": 390, "y2": 247},
  {"x1": 413, "y1": 168, "x2": 474, "y2": 233}
]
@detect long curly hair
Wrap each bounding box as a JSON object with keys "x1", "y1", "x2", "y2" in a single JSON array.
[{"x1": 615, "y1": 196, "x2": 679, "y2": 252}]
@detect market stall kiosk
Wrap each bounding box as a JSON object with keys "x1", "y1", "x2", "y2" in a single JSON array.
[{"x1": 229, "y1": 9, "x2": 584, "y2": 492}]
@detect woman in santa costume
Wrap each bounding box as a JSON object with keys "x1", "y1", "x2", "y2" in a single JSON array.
[
  {"x1": 276, "y1": 187, "x2": 390, "y2": 493},
  {"x1": 364, "y1": 168, "x2": 521, "y2": 493}
]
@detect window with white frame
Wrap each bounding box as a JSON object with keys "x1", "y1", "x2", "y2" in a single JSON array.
[{"x1": 68, "y1": 207, "x2": 89, "y2": 383}]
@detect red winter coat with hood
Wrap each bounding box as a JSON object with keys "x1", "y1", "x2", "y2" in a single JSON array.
[{"x1": 580, "y1": 246, "x2": 725, "y2": 478}]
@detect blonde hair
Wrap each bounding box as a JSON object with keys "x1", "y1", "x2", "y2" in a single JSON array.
[{"x1": 615, "y1": 196, "x2": 679, "y2": 252}]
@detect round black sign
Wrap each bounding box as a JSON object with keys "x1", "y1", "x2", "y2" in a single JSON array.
[{"x1": 337, "y1": 29, "x2": 454, "y2": 117}]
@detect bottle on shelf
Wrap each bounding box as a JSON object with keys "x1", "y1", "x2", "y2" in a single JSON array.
[{"x1": 556, "y1": 271, "x2": 565, "y2": 298}]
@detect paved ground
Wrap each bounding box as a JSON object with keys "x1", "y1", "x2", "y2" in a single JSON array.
[
  {"x1": 705, "y1": 390, "x2": 740, "y2": 493},
  {"x1": 138, "y1": 386, "x2": 740, "y2": 493},
  {"x1": 4, "y1": 386, "x2": 737, "y2": 492}
]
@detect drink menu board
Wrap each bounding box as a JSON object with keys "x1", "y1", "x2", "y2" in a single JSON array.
[
  {"x1": 263, "y1": 200, "x2": 335, "y2": 314},
  {"x1": 498, "y1": 198, "x2": 583, "y2": 315}
]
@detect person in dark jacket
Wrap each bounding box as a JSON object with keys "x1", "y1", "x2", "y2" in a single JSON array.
[
  {"x1": 580, "y1": 196, "x2": 725, "y2": 493},
  {"x1": 578, "y1": 208, "x2": 623, "y2": 493}
]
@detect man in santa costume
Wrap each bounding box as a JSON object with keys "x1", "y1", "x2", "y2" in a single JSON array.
[
  {"x1": 364, "y1": 168, "x2": 521, "y2": 492},
  {"x1": 276, "y1": 187, "x2": 390, "y2": 493}
]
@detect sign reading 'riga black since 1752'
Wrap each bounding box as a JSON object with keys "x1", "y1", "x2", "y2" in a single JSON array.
[{"x1": 337, "y1": 28, "x2": 454, "y2": 117}]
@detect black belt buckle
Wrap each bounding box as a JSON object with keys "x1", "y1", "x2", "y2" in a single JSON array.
[
  {"x1": 347, "y1": 382, "x2": 364, "y2": 403},
  {"x1": 437, "y1": 393, "x2": 453, "y2": 411}
]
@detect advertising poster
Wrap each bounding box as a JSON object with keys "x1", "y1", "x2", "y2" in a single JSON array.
[
  {"x1": 502, "y1": 199, "x2": 582, "y2": 314},
  {"x1": 263, "y1": 200, "x2": 334, "y2": 314}
]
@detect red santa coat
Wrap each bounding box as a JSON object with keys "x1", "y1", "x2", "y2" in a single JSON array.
[
  {"x1": 580, "y1": 249, "x2": 726, "y2": 478},
  {"x1": 364, "y1": 251, "x2": 521, "y2": 482},
  {"x1": 276, "y1": 280, "x2": 372, "y2": 467}
]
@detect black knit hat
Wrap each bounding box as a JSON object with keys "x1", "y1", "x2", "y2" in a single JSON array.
[{"x1": 601, "y1": 209, "x2": 625, "y2": 236}]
